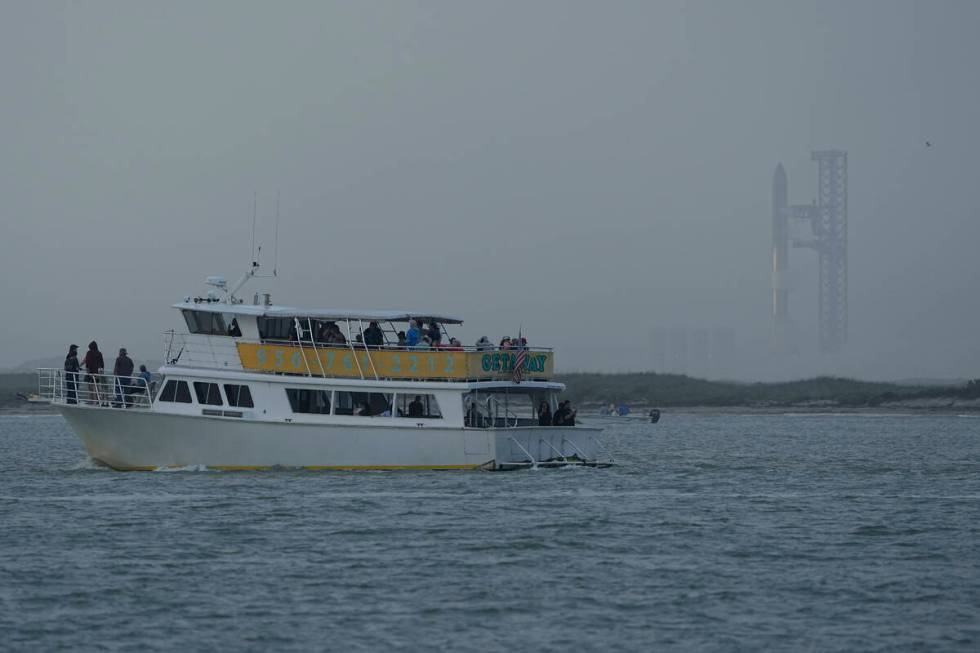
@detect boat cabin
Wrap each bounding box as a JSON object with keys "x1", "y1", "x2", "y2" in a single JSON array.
[{"x1": 168, "y1": 300, "x2": 554, "y2": 384}]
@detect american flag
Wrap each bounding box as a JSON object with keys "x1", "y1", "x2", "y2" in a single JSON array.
[{"x1": 513, "y1": 345, "x2": 527, "y2": 383}]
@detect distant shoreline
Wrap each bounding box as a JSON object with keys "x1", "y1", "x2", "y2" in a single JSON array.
[{"x1": 2, "y1": 371, "x2": 978, "y2": 414}]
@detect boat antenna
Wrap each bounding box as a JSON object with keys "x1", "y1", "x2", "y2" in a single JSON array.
[
  {"x1": 273, "y1": 190, "x2": 280, "y2": 277},
  {"x1": 250, "y1": 191, "x2": 258, "y2": 265}
]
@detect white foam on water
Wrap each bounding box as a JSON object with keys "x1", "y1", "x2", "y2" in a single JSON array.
[
  {"x1": 153, "y1": 464, "x2": 213, "y2": 473},
  {"x1": 68, "y1": 457, "x2": 110, "y2": 471}
]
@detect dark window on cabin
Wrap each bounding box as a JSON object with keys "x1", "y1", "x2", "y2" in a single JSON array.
[
  {"x1": 257, "y1": 317, "x2": 295, "y2": 341},
  {"x1": 286, "y1": 388, "x2": 331, "y2": 414},
  {"x1": 224, "y1": 384, "x2": 254, "y2": 408},
  {"x1": 159, "y1": 380, "x2": 192, "y2": 403},
  {"x1": 182, "y1": 310, "x2": 228, "y2": 335},
  {"x1": 396, "y1": 394, "x2": 442, "y2": 419},
  {"x1": 193, "y1": 382, "x2": 223, "y2": 406},
  {"x1": 335, "y1": 391, "x2": 392, "y2": 416}
]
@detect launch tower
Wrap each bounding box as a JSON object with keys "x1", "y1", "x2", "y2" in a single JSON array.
[{"x1": 770, "y1": 150, "x2": 848, "y2": 354}]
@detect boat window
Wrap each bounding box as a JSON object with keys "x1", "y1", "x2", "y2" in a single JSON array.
[
  {"x1": 182, "y1": 310, "x2": 228, "y2": 336},
  {"x1": 465, "y1": 390, "x2": 538, "y2": 427},
  {"x1": 159, "y1": 380, "x2": 192, "y2": 404},
  {"x1": 285, "y1": 388, "x2": 331, "y2": 414},
  {"x1": 395, "y1": 394, "x2": 442, "y2": 419},
  {"x1": 224, "y1": 384, "x2": 254, "y2": 408},
  {"x1": 258, "y1": 317, "x2": 295, "y2": 341},
  {"x1": 193, "y1": 382, "x2": 223, "y2": 406},
  {"x1": 335, "y1": 391, "x2": 393, "y2": 416}
]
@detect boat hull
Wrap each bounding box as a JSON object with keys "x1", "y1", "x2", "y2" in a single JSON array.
[{"x1": 58, "y1": 405, "x2": 603, "y2": 471}]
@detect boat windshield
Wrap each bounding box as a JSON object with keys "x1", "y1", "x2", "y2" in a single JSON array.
[{"x1": 463, "y1": 388, "x2": 556, "y2": 428}]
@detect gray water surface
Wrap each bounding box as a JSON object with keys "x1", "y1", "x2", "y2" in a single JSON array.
[{"x1": 1, "y1": 413, "x2": 979, "y2": 651}]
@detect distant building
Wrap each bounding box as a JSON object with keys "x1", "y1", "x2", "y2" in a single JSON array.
[{"x1": 650, "y1": 326, "x2": 737, "y2": 377}]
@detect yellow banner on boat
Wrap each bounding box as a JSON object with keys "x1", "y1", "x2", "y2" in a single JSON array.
[{"x1": 235, "y1": 343, "x2": 553, "y2": 381}]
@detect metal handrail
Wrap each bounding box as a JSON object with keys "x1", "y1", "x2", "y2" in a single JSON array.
[
  {"x1": 38, "y1": 368, "x2": 154, "y2": 409},
  {"x1": 487, "y1": 395, "x2": 520, "y2": 428},
  {"x1": 160, "y1": 331, "x2": 555, "y2": 382},
  {"x1": 236, "y1": 336, "x2": 553, "y2": 354}
]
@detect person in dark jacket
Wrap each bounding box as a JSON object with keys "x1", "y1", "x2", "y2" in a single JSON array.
[
  {"x1": 363, "y1": 321, "x2": 384, "y2": 348},
  {"x1": 537, "y1": 401, "x2": 552, "y2": 427},
  {"x1": 552, "y1": 401, "x2": 567, "y2": 426},
  {"x1": 562, "y1": 402, "x2": 577, "y2": 426},
  {"x1": 408, "y1": 395, "x2": 424, "y2": 418},
  {"x1": 113, "y1": 347, "x2": 135, "y2": 407},
  {"x1": 427, "y1": 321, "x2": 442, "y2": 347},
  {"x1": 64, "y1": 344, "x2": 80, "y2": 404},
  {"x1": 82, "y1": 341, "x2": 105, "y2": 405}
]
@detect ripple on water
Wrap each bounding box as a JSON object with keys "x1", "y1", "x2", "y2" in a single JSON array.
[{"x1": 0, "y1": 412, "x2": 979, "y2": 651}]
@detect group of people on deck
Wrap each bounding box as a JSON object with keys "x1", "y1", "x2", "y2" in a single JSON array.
[
  {"x1": 538, "y1": 400, "x2": 577, "y2": 426},
  {"x1": 63, "y1": 342, "x2": 152, "y2": 407},
  {"x1": 280, "y1": 317, "x2": 528, "y2": 354},
  {"x1": 394, "y1": 320, "x2": 463, "y2": 351}
]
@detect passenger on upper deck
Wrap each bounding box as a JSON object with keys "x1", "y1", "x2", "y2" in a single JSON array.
[
  {"x1": 475, "y1": 336, "x2": 492, "y2": 351},
  {"x1": 363, "y1": 321, "x2": 384, "y2": 348},
  {"x1": 499, "y1": 337, "x2": 512, "y2": 350},
  {"x1": 445, "y1": 337, "x2": 463, "y2": 351},
  {"x1": 396, "y1": 331, "x2": 407, "y2": 347},
  {"x1": 413, "y1": 336, "x2": 432, "y2": 351},
  {"x1": 427, "y1": 321, "x2": 442, "y2": 347},
  {"x1": 406, "y1": 320, "x2": 421, "y2": 347},
  {"x1": 316, "y1": 321, "x2": 332, "y2": 343},
  {"x1": 322, "y1": 323, "x2": 346, "y2": 345}
]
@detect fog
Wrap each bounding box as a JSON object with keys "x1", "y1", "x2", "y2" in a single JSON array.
[{"x1": 2, "y1": 1, "x2": 978, "y2": 380}]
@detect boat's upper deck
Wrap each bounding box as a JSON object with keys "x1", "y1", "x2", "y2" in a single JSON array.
[{"x1": 167, "y1": 298, "x2": 554, "y2": 383}]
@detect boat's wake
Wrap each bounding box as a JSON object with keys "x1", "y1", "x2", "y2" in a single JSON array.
[
  {"x1": 153, "y1": 464, "x2": 213, "y2": 473},
  {"x1": 68, "y1": 457, "x2": 111, "y2": 471}
]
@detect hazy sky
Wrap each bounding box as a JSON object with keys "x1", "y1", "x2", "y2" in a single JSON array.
[{"x1": 2, "y1": 1, "x2": 978, "y2": 380}]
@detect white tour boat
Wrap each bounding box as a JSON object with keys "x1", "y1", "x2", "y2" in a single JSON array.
[{"x1": 38, "y1": 269, "x2": 609, "y2": 471}]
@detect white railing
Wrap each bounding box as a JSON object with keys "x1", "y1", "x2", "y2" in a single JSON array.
[{"x1": 38, "y1": 368, "x2": 154, "y2": 409}]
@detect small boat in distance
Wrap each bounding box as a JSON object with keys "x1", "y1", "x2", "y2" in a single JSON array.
[{"x1": 39, "y1": 265, "x2": 609, "y2": 471}]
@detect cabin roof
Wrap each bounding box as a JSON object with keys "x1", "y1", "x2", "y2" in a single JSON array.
[{"x1": 173, "y1": 301, "x2": 464, "y2": 325}]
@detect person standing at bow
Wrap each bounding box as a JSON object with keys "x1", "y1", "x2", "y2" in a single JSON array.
[
  {"x1": 113, "y1": 347, "x2": 134, "y2": 407},
  {"x1": 82, "y1": 341, "x2": 105, "y2": 405},
  {"x1": 63, "y1": 344, "x2": 80, "y2": 405}
]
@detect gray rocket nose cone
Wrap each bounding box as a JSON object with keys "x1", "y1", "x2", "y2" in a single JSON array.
[{"x1": 773, "y1": 162, "x2": 786, "y2": 185}]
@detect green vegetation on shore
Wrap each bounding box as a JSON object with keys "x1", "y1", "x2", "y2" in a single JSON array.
[{"x1": 555, "y1": 372, "x2": 980, "y2": 408}]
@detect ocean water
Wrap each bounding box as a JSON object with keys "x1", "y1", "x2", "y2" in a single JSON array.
[{"x1": 1, "y1": 412, "x2": 979, "y2": 651}]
